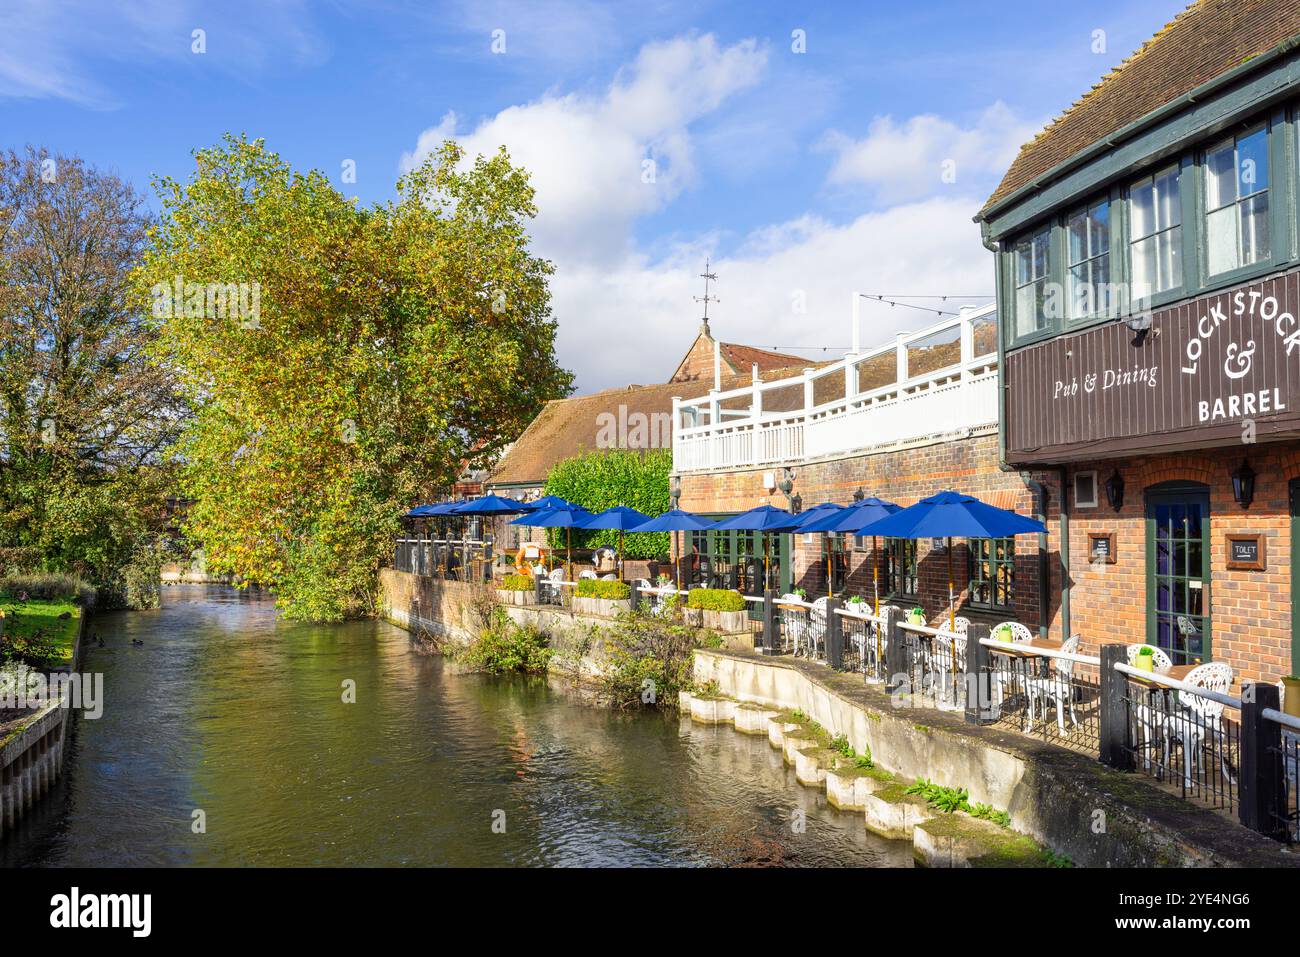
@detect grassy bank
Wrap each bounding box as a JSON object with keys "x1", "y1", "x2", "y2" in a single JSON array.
[{"x1": 1, "y1": 598, "x2": 82, "y2": 665}]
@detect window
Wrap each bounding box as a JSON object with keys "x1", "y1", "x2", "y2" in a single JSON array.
[
  {"x1": 1204, "y1": 125, "x2": 1270, "y2": 277},
  {"x1": 1013, "y1": 225, "x2": 1052, "y2": 337},
  {"x1": 1067, "y1": 199, "x2": 1111, "y2": 318},
  {"x1": 883, "y1": 538, "x2": 918, "y2": 597},
  {"x1": 1073, "y1": 470, "x2": 1098, "y2": 509},
  {"x1": 969, "y1": 538, "x2": 1014, "y2": 609},
  {"x1": 1129, "y1": 165, "x2": 1182, "y2": 303}
]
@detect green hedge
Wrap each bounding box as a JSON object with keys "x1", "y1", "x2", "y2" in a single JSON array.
[
  {"x1": 575, "y1": 579, "x2": 631, "y2": 600},
  {"x1": 499, "y1": 574, "x2": 534, "y2": 591},
  {"x1": 686, "y1": 588, "x2": 746, "y2": 612},
  {"x1": 541, "y1": 449, "x2": 670, "y2": 559}
]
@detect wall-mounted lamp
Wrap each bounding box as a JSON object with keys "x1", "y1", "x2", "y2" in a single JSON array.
[
  {"x1": 1124, "y1": 310, "x2": 1153, "y2": 346},
  {"x1": 1231, "y1": 459, "x2": 1256, "y2": 510},
  {"x1": 790, "y1": 493, "x2": 803, "y2": 514},
  {"x1": 669, "y1": 475, "x2": 681, "y2": 508},
  {"x1": 1104, "y1": 469, "x2": 1125, "y2": 512},
  {"x1": 777, "y1": 467, "x2": 795, "y2": 496},
  {"x1": 852, "y1": 487, "x2": 865, "y2": 503}
]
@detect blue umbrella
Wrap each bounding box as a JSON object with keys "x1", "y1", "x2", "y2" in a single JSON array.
[
  {"x1": 798, "y1": 497, "x2": 902, "y2": 608},
  {"x1": 521, "y1": 494, "x2": 572, "y2": 512},
  {"x1": 629, "y1": 509, "x2": 715, "y2": 589},
  {"x1": 518, "y1": 506, "x2": 594, "y2": 579},
  {"x1": 580, "y1": 507, "x2": 653, "y2": 580},
  {"x1": 448, "y1": 493, "x2": 528, "y2": 516},
  {"x1": 404, "y1": 503, "x2": 441, "y2": 518},
  {"x1": 709, "y1": 505, "x2": 799, "y2": 591},
  {"x1": 856, "y1": 491, "x2": 1046, "y2": 629},
  {"x1": 782, "y1": 503, "x2": 847, "y2": 597}
]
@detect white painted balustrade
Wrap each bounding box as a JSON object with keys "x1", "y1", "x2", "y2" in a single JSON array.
[{"x1": 672, "y1": 304, "x2": 998, "y2": 472}]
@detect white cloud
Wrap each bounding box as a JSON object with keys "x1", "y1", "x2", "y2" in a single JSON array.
[
  {"x1": 818, "y1": 102, "x2": 1039, "y2": 204},
  {"x1": 401, "y1": 35, "x2": 1007, "y2": 393},
  {"x1": 400, "y1": 34, "x2": 767, "y2": 267}
]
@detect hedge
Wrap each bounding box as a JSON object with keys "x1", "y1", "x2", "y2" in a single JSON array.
[
  {"x1": 499, "y1": 574, "x2": 535, "y2": 591},
  {"x1": 541, "y1": 449, "x2": 670, "y2": 559},
  {"x1": 686, "y1": 588, "x2": 746, "y2": 612},
  {"x1": 575, "y1": 579, "x2": 631, "y2": 600}
]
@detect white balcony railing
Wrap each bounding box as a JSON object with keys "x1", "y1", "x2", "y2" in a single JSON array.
[{"x1": 672, "y1": 304, "x2": 998, "y2": 473}]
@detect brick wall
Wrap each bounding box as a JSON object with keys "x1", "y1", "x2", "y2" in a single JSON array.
[
  {"x1": 671, "y1": 334, "x2": 720, "y2": 384},
  {"x1": 677, "y1": 431, "x2": 1054, "y2": 633}
]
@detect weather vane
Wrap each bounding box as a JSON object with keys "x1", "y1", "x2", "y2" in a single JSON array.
[{"x1": 694, "y1": 258, "x2": 719, "y2": 335}]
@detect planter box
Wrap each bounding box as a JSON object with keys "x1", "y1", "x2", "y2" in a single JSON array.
[
  {"x1": 702, "y1": 609, "x2": 749, "y2": 633},
  {"x1": 571, "y1": 596, "x2": 631, "y2": 618},
  {"x1": 496, "y1": 589, "x2": 537, "y2": 606},
  {"x1": 684, "y1": 608, "x2": 704, "y2": 627}
]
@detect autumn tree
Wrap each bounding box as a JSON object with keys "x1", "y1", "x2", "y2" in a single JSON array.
[
  {"x1": 0, "y1": 147, "x2": 183, "y2": 599},
  {"x1": 138, "y1": 135, "x2": 572, "y2": 619}
]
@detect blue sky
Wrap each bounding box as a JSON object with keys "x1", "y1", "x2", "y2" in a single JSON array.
[{"x1": 2, "y1": 0, "x2": 1190, "y2": 391}]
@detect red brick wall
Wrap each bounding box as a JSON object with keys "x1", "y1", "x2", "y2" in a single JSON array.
[
  {"x1": 677, "y1": 431, "x2": 1054, "y2": 633},
  {"x1": 1059, "y1": 444, "x2": 1300, "y2": 686}
]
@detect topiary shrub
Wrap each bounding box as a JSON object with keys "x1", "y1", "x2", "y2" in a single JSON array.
[
  {"x1": 686, "y1": 588, "x2": 745, "y2": 612},
  {"x1": 575, "y1": 579, "x2": 630, "y2": 600},
  {"x1": 500, "y1": 574, "x2": 535, "y2": 591}
]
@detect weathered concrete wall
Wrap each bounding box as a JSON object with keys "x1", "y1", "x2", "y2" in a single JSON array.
[
  {"x1": 0, "y1": 613, "x2": 84, "y2": 839},
  {"x1": 696, "y1": 648, "x2": 1298, "y2": 868}
]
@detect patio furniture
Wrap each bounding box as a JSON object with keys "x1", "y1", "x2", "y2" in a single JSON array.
[
  {"x1": 809, "y1": 596, "x2": 829, "y2": 660},
  {"x1": 1024, "y1": 634, "x2": 1082, "y2": 733},
  {"x1": 778, "y1": 595, "x2": 808, "y2": 656},
  {"x1": 1126, "y1": 643, "x2": 1175, "y2": 770},
  {"x1": 989, "y1": 620, "x2": 1036, "y2": 718},
  {"x1": 1158, "y1": 661, "x2": 1235, "y2": 789}
]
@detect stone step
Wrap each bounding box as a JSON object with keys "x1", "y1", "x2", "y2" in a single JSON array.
[
  {"x1": 794, "y1": 747, "x2": 838, "y2": 787},
  {"x1": 825, "y1": 764, "x2": 894, "y2": 810},
  {"x1": 862, "y1": 782, "x2": 938, "y2": 840},
  {"x1": 689, "y1": 695, "x2": 737, "y2": 725},
  {"x1": 734, "y1": 702, "x2": 781, "y2": 734},
  {"x1": 912, "y1": 813, "x2": 1048, "y2": 868},
  {"x1": 782, "y1": 733, "x2": 819, "y2": 766}
]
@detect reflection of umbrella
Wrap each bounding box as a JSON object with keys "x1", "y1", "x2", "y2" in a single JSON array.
[
  {"x1": 515, "y1": 506, "x2": 594, "y2": 581},
  {"x1": 710, "y1": 505, "x2": 799, "y2": 591},
  {"x1": 579, "y1": 506, "x2": 652, "y2": 580},
  {"x1": 857, "y1": 490, "x2": 1045, "y2": 632},
  {"x1": 803, "y1": 498, "x2": 903, "y2": 612},
  {"x1": 629, "y1": 509, "x2": 715, "y2": 590}
]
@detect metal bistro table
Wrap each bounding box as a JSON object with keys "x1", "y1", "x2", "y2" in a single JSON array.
[
  {"x1": 1122, "y1": 662, "x2": 1196, "y2": 772},
  {"x1": 988, "y1": 637, "x2": 1062, "y2": 730}
]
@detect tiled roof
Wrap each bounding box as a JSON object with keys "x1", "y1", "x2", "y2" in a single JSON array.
[
  {"x1": 719, "y1": 341, "x2": 809, "y2": 374},
  {"x1": 983, "y1": 0, "x2": 1300, "y2": 213}
]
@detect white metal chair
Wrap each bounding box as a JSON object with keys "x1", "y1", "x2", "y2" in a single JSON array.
[
  {"x1": 1024, "y1": 634, "x2": 1082, "y2": 733},
  {"x1": 777, "y1": 595, "x2": 807, "y2": 655},
  {"x1": 578, "y1": 569, "x2": 597, "y2": 580},
  {"x1": 989, "y1": 621, "x2": 1034, "y2": 711},
  {"x1": 809, "y1": 597, "x2": 829, "y2": 660},
  {"x1": 1159, "y1": 661, "x2": 1235, "y2": 789}
]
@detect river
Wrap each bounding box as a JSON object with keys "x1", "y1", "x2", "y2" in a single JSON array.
[{"x1": 2, "y1": 585, "x2": 908, "y2": 867}]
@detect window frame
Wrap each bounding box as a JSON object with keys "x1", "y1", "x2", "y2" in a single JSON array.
[
  {"x1": 1127, "y1": 162, "x2": 1187, "y2": 310},
  {"x1": 968, "y1": 537, "x2": 1016, "y2": 611},
  {"x1": 1200, "y1": 121, "x2": 1274, "y2": 283},
  {"x1": 882, "y1": 537, "x2": 918, "y2": 600},
  {"x1": 1065, "y1": 196, "x2": 1114, "y2": 321}
]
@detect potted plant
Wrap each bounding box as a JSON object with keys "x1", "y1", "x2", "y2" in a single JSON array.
[
  {"x1": 992, "y1": 623, "x2": 1013, "y2": 644},
  {"x1": 907, "y1": 606, "x2": 926, "y2": 627},
  {"x1": 792, "y1": 587, "x2": 807, "y2": 601},
  {"x1": 571, "y1": 579, "x2": 632, "y2": 617},
  {"x1": 1282, "y1": 675, "x2": 1300, "y2": 718},
  {"x1": 686, "y1": 588, "x2": 749, "y2": 633},
  {"x1": 496, "y1": 573, "x2": 538, "y2": 606},
  {"x1": 1133, "y1": 645, "x2": 1156, "y2": 672}
]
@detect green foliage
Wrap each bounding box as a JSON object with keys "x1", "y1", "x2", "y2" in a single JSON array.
[
  {"x1": 541, "y1": 449, "x2": 670, "y2": 559},
  {"x1": 1041, "y1": 848, "x2": 1074, "y2": 868},
  {"x1": 461, "y1": 608, "x2": 553, "y2": 675},
  {"x1": 686, "y1": 588, "x2": 745, "y2": 612},
  {"x1": 0, "y1": 599, "x2": 79, "y2": 667},
  {"x1": 968, "y1": 803, "x2": 1012, "y2": 828},
  {"x1": 599, "y1": 608, "x2": 701, "y2": 710},
  {"x1": 0, "y1": 148, "x2": 183, "y2": 601},
  {"x1": 575, "y1": 579, "x2": 630, "y2": 600},
  {"x1": 138, "y1": 135, "x2": 572, "y2": 620},
  {"x1": 499, "y1": 574, "x2": 535, "y2": 591},
  {"x1": 906, "y1": 778, "x2": 1011, "y2": 825},
  {"x1": 854, "y1": 751, "x2": 875, "y2": 770},
  {"x1": 0, "y1": 572, "x2": 96, "y2": 606},
  {"x1": 830, "y1": 734, "x2": 853, "y2": 758}
]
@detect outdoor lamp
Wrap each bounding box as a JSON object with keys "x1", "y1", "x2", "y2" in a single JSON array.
[
  {"x1": 790, "y1": 493, "x2": 803, "y2": 513},
  {"x1": 1104, "y1": 469, "x2": 1125, "y2": 512},
  {"x1": 1231, "y1": 459, "x2": 1256, "y2": 510},
  {"x1": 777, "y1": 467, "x2": 795, "y2": 496},
  {"x1": 853, "y1": 487, "x2": 865, "y2": 503},
  {"x1": 670, "y1": 475, "x2": 681, "y2": 508}
]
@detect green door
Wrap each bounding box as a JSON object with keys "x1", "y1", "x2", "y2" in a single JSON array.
[{"x1": 1145, "y1": 482, "x2": 1211, "y2": 665}]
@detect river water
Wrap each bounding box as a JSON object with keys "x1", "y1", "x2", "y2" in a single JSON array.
[{"x1": 2, "y1": 585, "x2": 908, "y2": 867}]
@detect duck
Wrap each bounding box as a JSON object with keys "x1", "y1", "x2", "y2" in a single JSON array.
[
  {"x1": 131, "y1": 638, "x2": 144, "y2": 647},
  {"x1": 96, "y1": 635, "x2": 105, "y2": 648}
]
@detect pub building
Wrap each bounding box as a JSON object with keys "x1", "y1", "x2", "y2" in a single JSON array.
[{"x1": 975, "y1": 0, "x2": 1300, "y2": 684}]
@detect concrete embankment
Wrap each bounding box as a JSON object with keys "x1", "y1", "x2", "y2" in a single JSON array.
[
  {"x1": 694, "y1": 648, "x2": 1299, "y2": 868},
  {"x1": 0, "y1": 615, "x2": 85, "y2": 839}
]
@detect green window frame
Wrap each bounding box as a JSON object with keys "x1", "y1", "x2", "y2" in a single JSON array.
[
  {"x1": 968, "y1": 537, "x2": 1014, "y2": 610},
  {"x1": 1012, "y1": 224, "x2": 1053, "y2": 339},
  {"x1": 1128, "y1": 163, "x2": 1184, "y2": 306},
  {"x1": 1066, "y1": 198, "x2": 1112, "y2": 319},
  {"x1": 1203, "y1": 122, "x2": 1271, "y2": 279},
  {"x1": 883, "y1": 537, "x2": 918, "y2": 599},
  {"x1": 1144, "y1": 483, "x2": 1211, "y2": 666}
]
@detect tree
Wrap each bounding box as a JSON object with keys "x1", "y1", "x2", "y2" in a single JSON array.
[
  {"x1": 138, "y1": 135, "x2": 572, "y2": 619},
  {"x1": 543, "y1": 449, "x2": 671, "y2": 559},
  {"x1": 0, "y1": 147, "x2": 183, "y2": 597}
]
